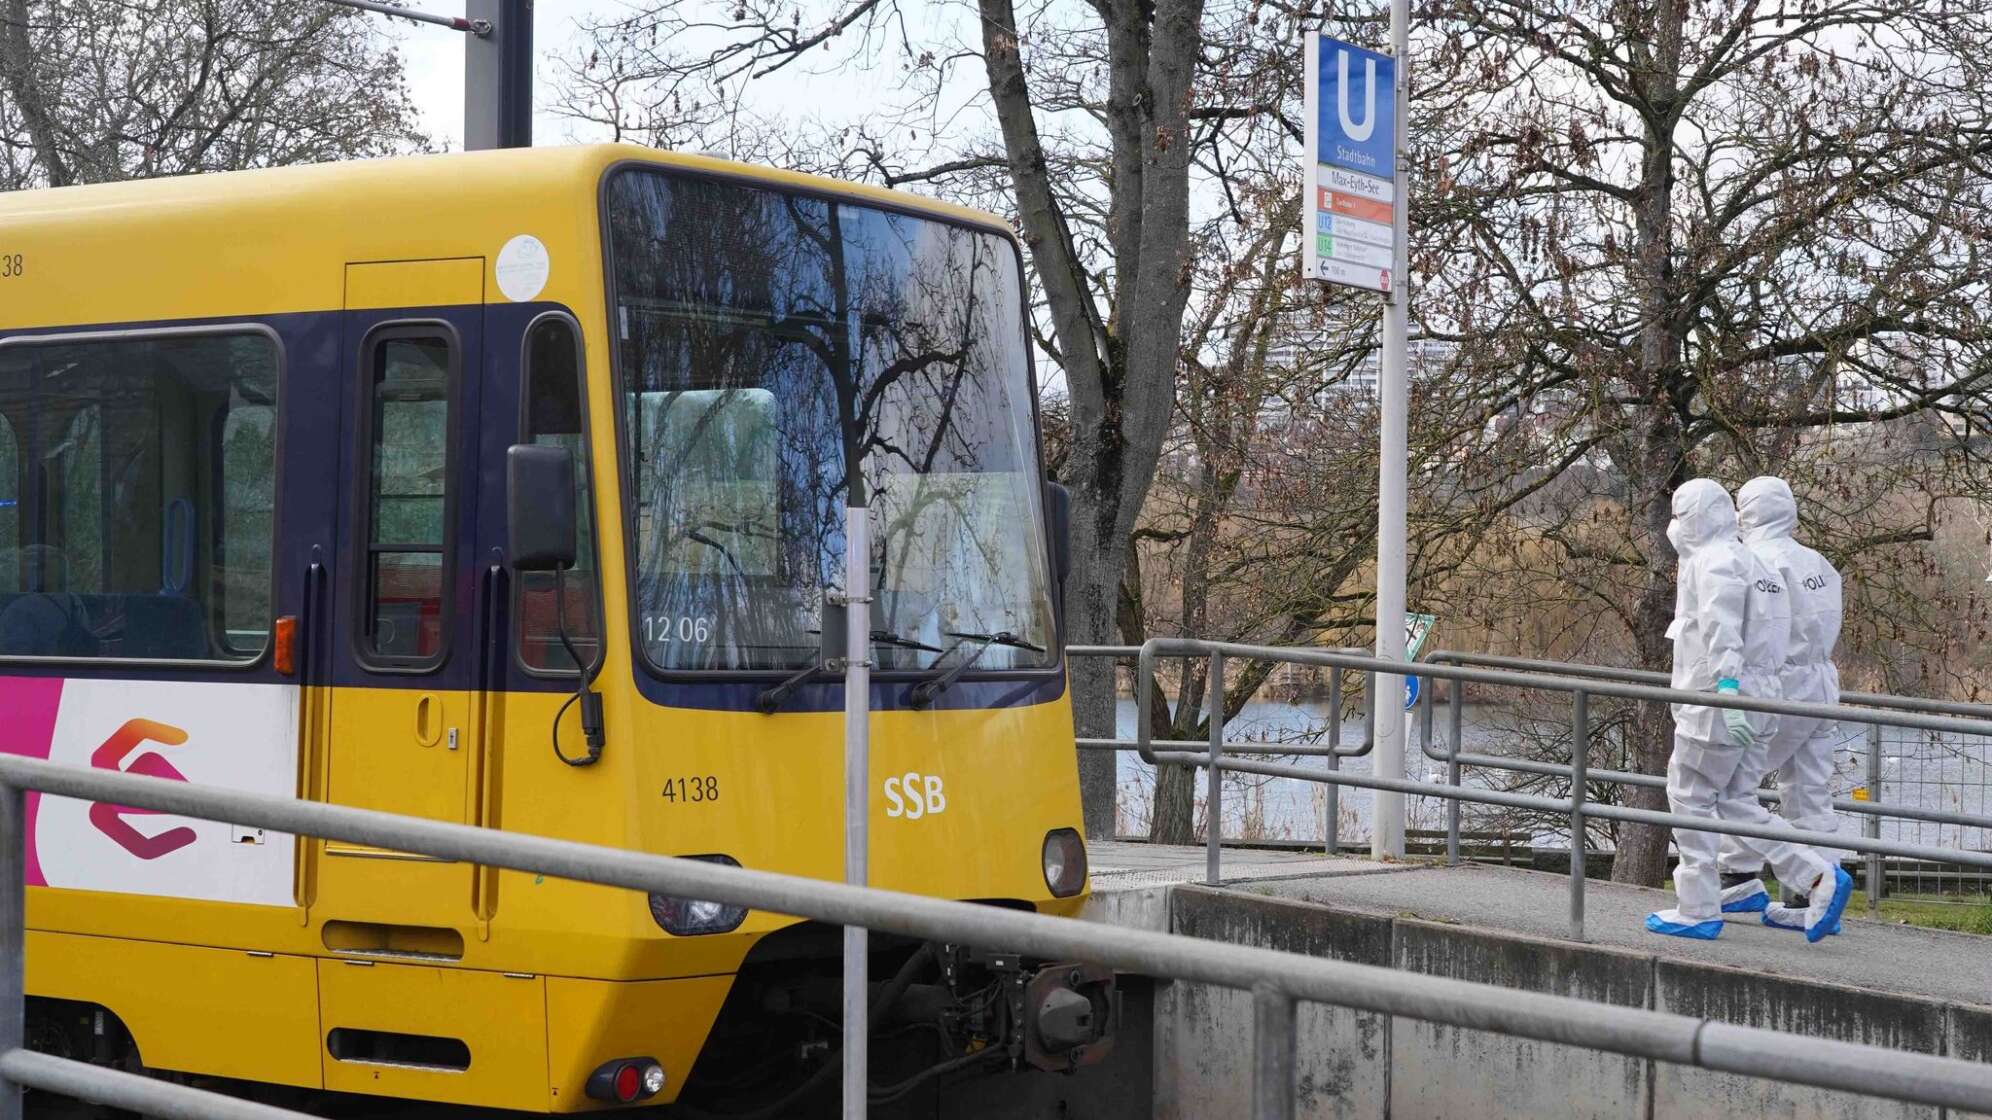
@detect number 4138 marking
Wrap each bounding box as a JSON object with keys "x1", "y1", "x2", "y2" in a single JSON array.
[{"x1": 662, "y1": 776, "x2": 718, "y2": 803}]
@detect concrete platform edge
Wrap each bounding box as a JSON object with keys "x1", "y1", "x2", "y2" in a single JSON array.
[{"x1": 1084, "y1": 878, "x2": 1992, "y2": 1119}]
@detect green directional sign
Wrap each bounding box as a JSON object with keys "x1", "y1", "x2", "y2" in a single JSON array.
[
  {"x1": 1402, "y1": 611, "x2": 1437, "y2": 710},
  {"x1": 1405, "y1": 611, "x2": 1437, "y2": 661}
]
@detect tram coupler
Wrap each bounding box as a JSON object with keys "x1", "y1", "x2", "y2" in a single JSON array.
[
  {"x1": 1019, "y1": 960, "x2": 1117, "y2": 1071},
  {"x1": 945, "y1": 946, "x2": 1117, "y2": 1072}
]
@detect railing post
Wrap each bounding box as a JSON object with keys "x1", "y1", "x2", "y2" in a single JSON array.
[
  {"x1": 1324, "y1": 672, "x2": 1341, "y2": 854},
  {"x1": 1207, "y1": 650, "x2": 1225, "y2": 886},
  {"x1": 1867, "y1": 721, "x2": 1884, "y2": 914},
  {"x1": 1570, "y1": 691, "x2": 1589, "y2": 943},
  {"x1": 1, "y1": 782, "x2": 24, "y2": 1120},
  {"x1": 1447, "y1": 671, "x2": 1464, "y2": 867},
  {"x1": 1325, "y1": 754, "x2": 1341, "y2": 856},
  {"x1": 1251, "y1": 981, "x2": 1296, "y2": 1120},
  {"x1": 1418, "y1": 678, "x2": 1437, "y2": 859}
]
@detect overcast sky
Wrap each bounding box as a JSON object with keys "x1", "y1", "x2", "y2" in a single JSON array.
[
  {"x1": 383, "y1": 1, "x2": 959, "y2": 156},
  {"x1": 382, "y1": 2, "x2": 621, "y2": 150}
]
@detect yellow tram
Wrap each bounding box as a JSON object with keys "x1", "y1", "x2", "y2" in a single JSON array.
[{"x1": 0, "y1": 144, "x2": 1101, "y2": 1113}]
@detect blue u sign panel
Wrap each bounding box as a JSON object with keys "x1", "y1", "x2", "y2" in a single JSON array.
[{"x1": 1315, "y1": 37, "x2": 1396, "y2": 179}]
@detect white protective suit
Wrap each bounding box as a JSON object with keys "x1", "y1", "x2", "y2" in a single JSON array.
[
  {"x1": 1719, "y1": 476, "x2": 1847, "y2": 877},
  {"x1": 1658, "y1": 479, "x2": 1831, "y2": 926}
]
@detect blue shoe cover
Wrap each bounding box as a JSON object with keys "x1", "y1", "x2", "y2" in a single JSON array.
[
  {"x1": 1720, "y1": 881, "x2": 1770, "y2": 914},
  {"x1": 1806, "y1": 868, "x2": 1853, "y2": 944},
  {"x1": 1646, "y1": 911, "x2": 1723, "y2": 939},
  {"x1": 1763, "y1": 903, "x2": 1837, "y2": 936}
]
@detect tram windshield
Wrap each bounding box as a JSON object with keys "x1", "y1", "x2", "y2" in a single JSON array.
[{"x1": 605, "y1": 169, "x2": 1057, "y2": 674}]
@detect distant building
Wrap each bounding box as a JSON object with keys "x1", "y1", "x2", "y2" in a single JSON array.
[{"x1": 1263, "y1": 325, "x2": 1456, "y2": 400}]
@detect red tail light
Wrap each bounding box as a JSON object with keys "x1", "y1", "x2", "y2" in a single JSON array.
[
  {"x1": 585, "y1": 1057, "x2": 665, "y2": 1103},
  {"x1": 273, "y1": 616, "x2": 297, "y2": 676}
]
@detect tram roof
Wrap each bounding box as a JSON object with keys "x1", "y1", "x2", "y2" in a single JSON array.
[{"x1": 0, "y1": 144, "x2": 1016, "y2": 331}]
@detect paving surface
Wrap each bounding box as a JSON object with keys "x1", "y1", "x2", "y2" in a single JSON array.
[
  {"x1": 1088, "y1": 839, "x2": 1413, "y2": 888},
  {"x1": 1092, "y1": 842, "x2": 1992, "y2": 1006}
]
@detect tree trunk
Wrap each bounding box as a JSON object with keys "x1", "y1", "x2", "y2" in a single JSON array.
[
  {"x1": 979, "y1": 0, "x2": 1203, "y2": 838},
  {"x1": 1611, "y1": 1, "x2": 1686, "y2": 887},
  {"x1": 0, "y1": 0, "x2": 70, "y2": 186},
  {"x1": 1067, "y1": 528, "x2": 1129, "y2": 841}
]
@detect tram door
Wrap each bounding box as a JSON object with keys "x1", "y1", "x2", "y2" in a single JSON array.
[{"x1": 316, "y1": 258, "x2": 487, "y2": 926}]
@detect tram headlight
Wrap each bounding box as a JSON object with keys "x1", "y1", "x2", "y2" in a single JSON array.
[
  {"x1": 647, "y1": 854, "x2": 749, "y2": 936},
  {"x1": 1042, "y1": 828, "x2": 1087, "y2": 897}
]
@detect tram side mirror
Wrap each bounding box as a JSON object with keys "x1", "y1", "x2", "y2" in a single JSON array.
[
  {"x1": 507, "y1": 444, "x2": 577, "y2": 572},
  {"x1": 1045, "y1": 482, "x2": 1072, "y2": 592}
]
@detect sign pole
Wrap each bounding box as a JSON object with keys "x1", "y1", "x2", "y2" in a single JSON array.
[
  {"x1": 1304, "y1": 10, "x2": 1410, "y2": 858},
  {"x1": 1372, "y1": 0, "x2": 1410, "y2": 860}
]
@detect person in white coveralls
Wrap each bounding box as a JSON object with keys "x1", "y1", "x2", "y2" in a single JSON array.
[
  {"x1": 1714, "y1": 476, "x2": 1850, "y2": 933},
  {"x1": 1644, "y1": 479, "x2": 1852, "y2": 943}
]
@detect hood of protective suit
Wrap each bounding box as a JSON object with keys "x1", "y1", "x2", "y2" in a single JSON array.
[
  {"x1": 1666, "y1": 478, "x2": 1738, "y2": 557},
  {"x1": 1736, "y1": 475, "x2": 1797, "y2": 544}
]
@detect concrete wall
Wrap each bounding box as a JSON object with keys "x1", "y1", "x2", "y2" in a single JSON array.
[
  {"x1": 1161, "y1": 891, "x2": 1390, "y2": 1119},
  {"x1": 1391, "y1": 918, "x2": 1650, "y2": 1119},
  {"x1": 1149, "y1": 885, "x2": 1992, "y2": 1120},
  {"x1": 1655, "y1": 960, "x2": 1944, "y2": 1120}
]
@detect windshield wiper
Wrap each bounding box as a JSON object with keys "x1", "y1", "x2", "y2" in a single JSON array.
[
  {"x1": 908, "y1": 630, "x2": 1046, "y2": 709},
  {"x1": 759, "y1": 627, "x2": 947, "y2": 714},
  {"x1": 869, "y1": 630, "x2": 945, "y2": 654},
  {"x1": 756, "y1": 659, "x2": 824, "y2": 715},
  {"x1": 946, "y1": 629, "x2": 1047, "y2": 654}
]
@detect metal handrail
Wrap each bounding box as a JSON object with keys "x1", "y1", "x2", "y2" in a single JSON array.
[
  {"x1": 1135, "y1": 640, "x2": 1992, "y2": 738},
  {"x1": 1414, "y1": 650, "x2": 1992, "y2": 910},
  {"x1": 1412, "y1": 650, "x2": 1992, "y2": 819},
  {"x1": 1070, "y1": 642, "x2": 1377, "y2": 858},
  {"x1": 1070, "y1": 642, "x2": 1992, "y2": 834},
  {"x1": 8, "y1": 755, "x2": 1992, "y2": 1116},
  {"x1": 1068, "y1": 644, "x2": 1377, "y2": 758},
  {"x1": 1426, "y1": 650, "x2": 1992, "y2": 719},
  {"x1": 1077, "y1": 638, "x2": 1992, "y2": 940}
]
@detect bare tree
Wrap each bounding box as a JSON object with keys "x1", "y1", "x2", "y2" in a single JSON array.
[
  {"x1": 0, "y1": 0, "x2": 427, "y2": 191},
  {"x1": 1415, "y1": 0, "x2": 1992, "y2": 884}
]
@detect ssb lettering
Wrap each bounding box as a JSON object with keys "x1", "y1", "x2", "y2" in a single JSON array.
[{"x1": 883, "y1": 772, "x2": 947, "y2": 819}]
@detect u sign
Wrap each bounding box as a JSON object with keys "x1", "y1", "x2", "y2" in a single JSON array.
[
  {"x1": 1336, "y1": 50, "x2": 1378, "y2": 143},
  {"x1": 1314, "y1": 37, "x2": 1397, "y2": 179}
]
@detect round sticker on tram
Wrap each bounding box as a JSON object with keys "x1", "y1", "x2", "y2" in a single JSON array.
[{"x1": 495, "y1": 234, "x2": 550, "y2": 302}]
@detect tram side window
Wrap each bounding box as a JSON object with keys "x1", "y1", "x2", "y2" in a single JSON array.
[
  {"x1": 218, "y1": 403, "x2": 276, "y2": 652},
  {"x1": 0, "y1": 334, "x2": 280, "y2": 661},
  {"x1": 361, "y1": 334, "x2": 453, "y2": 665},
  {"x1": 517, "y1": 317, "x2": 600, "y2": 673},
  {"x1": 0, "y1": 415, "x2": 16, "y2": 592}
]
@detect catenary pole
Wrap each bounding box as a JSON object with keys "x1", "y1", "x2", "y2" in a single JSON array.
[
  {"x1": 465, "y1": 0, "x2": 533, "y2": 150},
  {"x1": 1371, "y1": 0, "x2": 1411, "y2": 859},
  {"x1": 314, "y1": 1, "x2": 527, "y2": 150}
]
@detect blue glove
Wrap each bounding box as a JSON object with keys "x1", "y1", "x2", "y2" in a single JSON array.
[{"x1": 1716, "y1": 679, "x2": 1752, "y2": 748}]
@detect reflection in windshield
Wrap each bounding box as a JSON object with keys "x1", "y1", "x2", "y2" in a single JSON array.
[{"x1": 606, "y1": 169, "x2": 1055, "y2": 673}]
